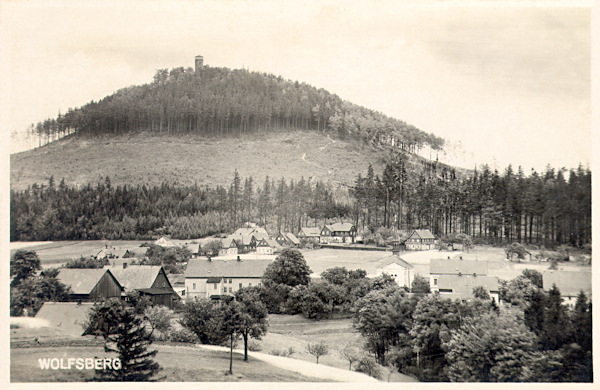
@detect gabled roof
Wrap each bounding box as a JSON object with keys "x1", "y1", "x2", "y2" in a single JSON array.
[
  {"x1": 185, "y1": 259, "x2": 272, "y2": 278},
  {"x1": 437, "y1": 275, "x2": 499, "y2": 299},
  {"x1": 325, "y1": 223, "x2": 355, "y2": 232},
  {"x1": 167, "y1": 273, "x2": 185, "y2": 286},
  {"x1": 105, "y1": 265, "x2": 164, "y2": 290},
  {"x1": 543, "y1": 270, "x2": 592, "y2": 297},
  {"x1": 155, "y1": 237, "x2": 177, "y2": 247},
  {"x1": 252, "y1": 232, "x2": 270, "y2": 242},
  {"x1": 184, "y1": 243, "x2": 200, "y2": 254},
  {"x1": 230, "y1": 234, "x2": 255, "y2": 246},
  {"x1": 377, "y1": 254, "x2": 414, "y2": 270},
  {"x1": 409, "y1": 229, "x2": 436, "y2": 239},
  {"x1": 299, "y1": 227, "x2": 321, "y2": 237},
  {"x1": 430, "y1": 258, "x2": 488, "y2": 276},
  {"x1": 265, "y1": 239, "x2": 282, "y2": 249},
  {"x1": 56, "y1": 269, "x2": 119, "y2": 295},
  {"x1": 35, "y1": 302, "x2": 96, "y2": 336},
  {"x1": 221, "y1": 238, "x2": 238, "y2": 248},
  {"x1": 285, "y1": 233, "x2": 300, "y2": 245}
]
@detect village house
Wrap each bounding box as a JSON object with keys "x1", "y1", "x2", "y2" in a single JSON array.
[
  {"x1": 320, "y1": 222, "x2": 356, "y2": 244},
  {"x1": 429, "y1": 258, "x2": 499, "y2": 302},
  {"x1": 405, "y1": 229, "x2": 436, "y2": 250},
  {"x1": 256, "y1": 238, "x2": 282, "y2": 255},
  {"x1": 56, "y1": 268, "x2": 123, "y2": 302},
  {"x1": 227, "y1": 234, "x2": 257, "y2": 253},
  {"x1": 375, "y1": 251, "x2": 414, "y2": 290},
  {"x1": 94, "y1": 247, "x2": 131, "y2": 260},
  {"x1": 35, "y1": 302, "x2": 97, "y2": 337},
  {"x1": 105, "y1": 264, "x2": 179, "y2": 308},
  {"x1": 219, "y1": 238, "x2": 239, "y2": 257},
  {"x1": 183, "y1": 243, "x2": 201, "y2": 258},
  {"x1": 154, "y1": 236, "x2": 177, "y2": 248},
  {"x1": 275, "y1": 232, "x2": 300, "y2": 247},
  {"x1": 296, "y1": 227, "x2": 322, "y2": 243},
  {"x1": 106, "y1": 257, "x2": 137, "y2": 268},
  {"x1": 184, "y1": 258, "x2": 271, "y2": 300},
  {"x1": 542, "y1": 270, "x2": 592, "y2": 306}
]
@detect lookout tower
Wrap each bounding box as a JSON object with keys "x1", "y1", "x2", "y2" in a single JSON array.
[{"x1": 195, "y1": 55, "x2": 204, "y2": 72}]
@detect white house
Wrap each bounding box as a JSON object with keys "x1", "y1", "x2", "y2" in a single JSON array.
[
  {"x1": 219, "y1": 238, "x2": 239, "y2": 257},
  {"x1": 375, "y1": 254, "x2": 414, "y2": 289},
  {"x1": 184, "y1": 258, "x2": 272, "y2": 299},
  {"x1": 543, "y1": 270, "x2": 592, "y2": 306}
]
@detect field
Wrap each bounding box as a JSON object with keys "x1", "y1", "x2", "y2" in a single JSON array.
[{"x1": 10, "y1": 131, "x2": 386, "y2": 191}]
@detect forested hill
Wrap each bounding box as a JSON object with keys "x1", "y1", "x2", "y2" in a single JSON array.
[{"x1": 27, "y1": 65, "x2": 444, "y2": 154}]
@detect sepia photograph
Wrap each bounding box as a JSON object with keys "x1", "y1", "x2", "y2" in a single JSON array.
[{"x1": 3, "y1": 0, "x2": 594, "y2": 385}]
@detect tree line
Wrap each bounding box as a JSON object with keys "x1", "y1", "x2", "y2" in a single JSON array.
[
  {"x1": 27, "y1": 66, "x2": 444, "y2": 154},
  {"x1": 10, "y1": 173, "x2": 348, "y2": 241},
  {"x1": 353, "y1": 157, "x2": 591, "y2": 247}
]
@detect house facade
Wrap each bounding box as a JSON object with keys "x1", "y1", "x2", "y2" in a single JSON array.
[
  {"x1": 320, "y1": 223, "x2": 356, "y2": 244},
  {"x1": 297, "y1": 227, "x2": 321, "y2": 243},
  {"x1": 184, "y1": 258, "x2": 271, "y2": 300},
  {"x1": 429, "y1": 258, "x2": 499, "y2": 302},
  {"x1": 219, "y1": 238, "x2": 239, "y2": 257},
  {"x1": 105, "y1": 265, "x2": 179, "y2": 308},
  {"x1": 542, "y1": 270, "x2": 592, "y2": 306},
  {"x1": 405, "y1": 229, "x2": 436, "y2": 250}
]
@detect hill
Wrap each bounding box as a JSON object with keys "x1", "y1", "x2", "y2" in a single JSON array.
[{"x1": 10, "y1": 130, "x2": 389, "y2": 191}]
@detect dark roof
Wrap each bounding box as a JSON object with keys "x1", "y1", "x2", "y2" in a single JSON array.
[
  {"x1": 56, "y1": 269, "x2": 118, "y2": 295},
  {"x1": 206, "y1": 277, "x2": 222, "y2": 283},
  {"x1": 377, "y1": 254, "x2": 414, "y2": 270},
  {"x1": 138, "y1": 288, "x2": 178, "y2": 295},
  {"x1": 437, "y1": 275, "x2": 499, "y2": 299},
  {"x1": 105, "y1": 265, "x2": 163, "y2": 290},
  {"x1": 409, "y1": 229, "x2": 436, "y2": 239},
  {"x1": 430, "y1": 258, "x2": 488, "y2": 275},
  {"x1": 185, "y1": 259, "x2": 272, "y2": 278},
  {"x1": 543, "y1": 270, "x2": 592, "y2": 297}
]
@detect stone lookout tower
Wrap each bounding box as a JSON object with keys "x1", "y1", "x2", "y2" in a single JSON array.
[{"x1": 195, "y1": 55, "x2": 204, "y2": 72}]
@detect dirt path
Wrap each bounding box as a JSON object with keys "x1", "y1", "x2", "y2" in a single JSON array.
[{"x1": 196, "y1": 344, "x2": 377, "y2": 382}]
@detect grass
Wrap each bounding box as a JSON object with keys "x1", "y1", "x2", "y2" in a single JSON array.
[
  {"x1": 10, "y1": 130, "x2": 386, "y2": 191},
  {"x1": 10, "y1": 344, "x2": 326, "y2": 382}
]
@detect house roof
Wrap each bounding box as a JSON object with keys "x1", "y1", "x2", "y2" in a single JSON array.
[
  {"x1": 206, "y1": 277, "x2": 222, "y2": 283},
  {"x1": 325, "y1": 223, "x2": 355, "y2": 232},
  {"x1": 167, "y1": 274, "x2": 185, "y2": 286},
  {"x1": 300, "y1": 227, "x2": 321, "y2": 237},
  {"x1": 155, "y1": 237, "x2": 177, "y2": 247},
  {"x1": 543, "y1": 271, "x2": 592, "y2": 297},
  {"x1": 56, "y1": 269, "x2": 119, "y2": 295},
  {"x1": 34, "y1": 302, "x2": 96, "y2": 336},
  {"x1": 285, "y1": 233, "x2": 300, "y2": 245},
  {"x1": 105, "y1": 265, "x2": 164, "y2": 291},
  {"x1": 437, "y1": 275, "x2": 499, "y2": 299},
  {"x1": 107, "y1": 258, "x2": 136, "y2": 267},
  {"x1": 185, "y1": 259, "x2": 272, "y2": 278},
  {"x1": 252, "y1": 232, "x2": 270, "y2": 241},
  {"x1": 430, "y1": 258, "x2": 488, "y2": 275},
  {"x1": 377, "y1": 254, "x2": 414, "y2": 270},
  {"x1": 221, "y1": 238, "x2": 237, "y2": 248},
  {"x1": 409, "y1": 229, "x2": 436, "y2": 239},
  {"x1": 184, "y1": 243, "x2": 200, "y2": 254}
]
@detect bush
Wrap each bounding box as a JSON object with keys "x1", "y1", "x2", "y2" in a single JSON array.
[
  {"x1": 355, "y1": 356, "x2": 382, "y2": 379},
  {"x1": 166, "y1": 328, "x2": 200, "y2": 343},
  {"x1": 248, "y1": 340, "x2": 262, "y2": 352}
]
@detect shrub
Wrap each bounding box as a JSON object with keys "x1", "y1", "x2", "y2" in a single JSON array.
[
  {"x1": 166, "y1": 328, "x2": 200, "y2": 344},
  {"x1": 248, "y1": 340, "x2": 262, "y2": 352},
  {"x1": 355, "y1": 356, "x2": 382, "y2": 379}
]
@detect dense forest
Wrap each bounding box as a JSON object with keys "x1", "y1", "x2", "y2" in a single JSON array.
[
  {"x1": 353, "y1": 155, "x2": 591, "y2": 247},
  {"x1": 26, "y1": 66, "x2": 444, "y2": 154},
  {"x1": 10, "y1": 157, "x2": 591, "y2": 248}
]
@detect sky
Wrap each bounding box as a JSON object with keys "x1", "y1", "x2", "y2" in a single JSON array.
[{"x1": 0, "y1": 0, "x2": 593, "y2": 173}]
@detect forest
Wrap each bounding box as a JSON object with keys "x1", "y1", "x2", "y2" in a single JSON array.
[
  {"x1": 26, "y1": 66, "x2": 444, "y2": 154},
  {"x1": 10, "y1": 155, "x2": 591, "y2": 248}
]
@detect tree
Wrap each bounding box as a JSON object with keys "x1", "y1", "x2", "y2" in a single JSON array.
[
  {"x1": 472, "y1": 286, "x2": 490, "y2": 300},
  {"x1": 144, "y1": 306, "x2": 174, "y2": 340},
  {"x1": 355, "y1": 356, "x2": 382, "y2": 379},
  {"x1": 339, "y1": 343, "x2": 362, "y2": 370},
  {"x1": 263, "y1": 248, "x2": 312, "y2": 287},
  {"x1": 505, "y1": 242, "x2": 529, "y2": 262},
  {"x1": 306, "y1": 341, "x2": 329, "y2": 364},
  {"x1": 234, "y1": 287, "x2": 269, "y2": 361},
  {"x1": 410, "y1": 275, "x2": 431, "y2": 294},
  {"x1": 179, "y1": 298, "x2": 230, "y2": 345},
  {"x1": 85, "y1": 299, "x2": 128, "y2": 339},
  {"x1": 201, "y1": 239, "x2": 222, "y2": 257},
  {"x1": 10, "y1": 276, "x2": 70, "y2": 316},
  {"x1": 94, "y1": 302, "x2": 161, "y2": 381},
  {"x1": 10, "y1": 250, "x2": 41, "y2": 287}
]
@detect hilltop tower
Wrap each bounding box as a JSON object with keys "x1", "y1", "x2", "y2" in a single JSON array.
[{"x1": 195, "y1": 55, "x2": 204, "y2": 72}]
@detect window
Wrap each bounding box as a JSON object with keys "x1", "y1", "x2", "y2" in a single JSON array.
[
  {"x1": 249, "y1": 283, "x2": 252, "y2": 287},
  {"x1": 182, "y1": 290, "x2": 185, "y2": 296},
  {"x1": 228, "y1": 287, "x2": 232, "y2": 293},
  {"x1": 162, "y1": 282, "x2": 166, "y2": 287},
  {"x1": 214, "y1": 283, "x2": 217, "y2": 289},
  {"x1": 193, "y1": 283, "x2": 196, "y2": 289},
  {"x1": 229, "y1": 278, "x2": 232, "y2": 284},
  {"x1": 239, "y1": 283, "x2": 243, "y2": 289},
  {"x1": 433, "y1": 279, "x2": 438, "y2": 286},
  {"x1": 223, "y1": 287, "x2": 227, "y2": 293}
]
